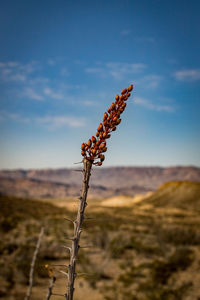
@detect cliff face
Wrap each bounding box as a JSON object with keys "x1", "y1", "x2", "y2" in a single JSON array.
[{"x1": 0, "y1": 166, "x2": 199, "y2": 199}]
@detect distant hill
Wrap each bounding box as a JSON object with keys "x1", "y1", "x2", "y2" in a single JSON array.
[
  {"x1": 140, "y1": 181, "x2": 200, "y2": 210},
  {"x1": 0, "y1": 166, "x2": 199, "y2": 199}
]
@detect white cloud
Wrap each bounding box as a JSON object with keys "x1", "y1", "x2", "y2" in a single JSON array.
[
  {"x1": 0, "y1": 110, "x2": 85, "y2": 129},
  {"x1": 120, "y1": 29, "x2": 131, "y2": 36},
  {"x1": 23, "y1": 88, "x2": 44, "y2": 101},
  {"x1": 43, "y1": 87, "x2": 65, "y2": 100},
  {"x1": 0, "y1": 111, "x2": 30, "y2": 123},
  {"x1": 36, "y1": 115, "x2": 86, "y2": 129},
  {"x1": 85, "y1": 62, "x2": 146, "y2": 80},
  {"x1": 107, "y1": 62, "x2": 146, "y2": 80},
  {"x1": 174, "y1": 69, "x2": 200, "y2": 81},
  {"x1": 134, "y1": 97, "x2": 175, "y2": 112},
  {"x1": 10, "y1": 73, "x2": 26, "y2": 82},
  {"x1": 0, "y1": 60, "x2": 38, "y2": 82},
  {"x1": 85, "y1": 67, "x2": 104, "y2": 74},
  {"x1": 136, "y1": 74, "x2": 163, "y2": 89},
  {"x1": 7, "y1": 62, "x2": 20, "y2": 67},
  {"x1": 47, "y1": 59, "x2": 56, "y2": 66},
  {"x1": 81, "y1": 100, "x2": 98, "y2": 106},
  {"x1": 60, "y1": 67, "x2": 69, "y2": 76},
  {"x1": 168, "y1": 59, "x2": 178, "y2": 65},
  {"x1": 134, "y1": 37, "x2": 155, "y2": 43},
  {"x1": 29, "y1": 77, "x2": 49, "y2": 85}
]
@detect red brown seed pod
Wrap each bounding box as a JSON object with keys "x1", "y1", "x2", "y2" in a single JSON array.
[
  {"x1": 121, "y1": 88, "x2": 127, "y2": 95},
  {"x1": 81, "y1": 84, "x2": 133, "y2": 165},
  {"x1": 101, "y1": 147, "x2": 107, "y2": 152},
  {"x1": 96, "y1": 140, "x2": 100, "y2": 146},
  {"x1": 99, "y1": 132, "x2": 104, "y2": 139},
  {"x1": 128, "y1": 84, "x2": 133, "y2": 92},
  {"x1": 103, "y1": 120, "x2": 107, "y2": 126},
  {"x1": 116, "y1": 119, "x2": 121, "y2": 125},
  {"x1": 104, "y1": 112, "x2": 108, "y2": 119},
  {"x1": 97, "y1": 123, "x2": 103, "y2": 132},
  {"x1": 107, "y1": 116, "x2": 111, "y2": 121},
  {"x1": 110, "y1": 103, "x2": 115, "y2": 110},
  {"x1": 103, "y1": 132, "x2": 107, "y2": 139},
  {"x1": 92, "y1": 148, "x2": 96, "y2": 155},
  {"x1": 92, "y1": 136, "x2": 96, "y2": 143},
  {"x1": 100, "y1": 154, "x2": 105, "y2": 162},
  {"x1": 88, "y1": 139, "x2": 92, "y2": 147},
  {"x1": 116, "y1": 111, "x2": 121, "y2": 117},
  {"x1": 99, "y1": 142, "x2": 106, "y2": 149}
]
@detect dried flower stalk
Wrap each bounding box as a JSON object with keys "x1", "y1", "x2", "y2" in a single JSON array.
[{"x1": 65, "y1": 84, "x2": 133, "y2": 300}]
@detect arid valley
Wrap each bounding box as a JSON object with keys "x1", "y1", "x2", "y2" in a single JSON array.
[{"x1": 1, "y1": 166, "x2": 200, "y2": 300}]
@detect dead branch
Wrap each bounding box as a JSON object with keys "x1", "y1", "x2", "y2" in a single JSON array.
[
  {"x1": 24, "y1": 227, "x2": 44, "y2": 300},
  {"x1": 46, "y1": 276, "x2": 56, "y2": 300},
  {"x1": 65, "y1": 158, "x2": 92, "y2": 300}
]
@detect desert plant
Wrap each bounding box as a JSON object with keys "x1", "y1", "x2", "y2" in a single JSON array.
[
  {"x1": 24, "y1": 227, "x2": 44, "y2": 300},
  {"x1": 64, "y1": 84, "x2": 134, "y2": 300}
]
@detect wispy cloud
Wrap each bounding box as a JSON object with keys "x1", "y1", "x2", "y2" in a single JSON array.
[
  {"x1": 43, "y1": 87, "x2": 65, "y2": 100},
  {"x1": 0, "y1": 110, "x2": 85, "y2": 129},
  {"x1": 134, "y1": 37, "x2": 155, "y2": 43},
  {"x1": 47, "y1": 59, "x2": 56, "y2": 66},
  {"x1": 23, "y1": 88, "x2": 44, "y2": 101},
  {"x1": 85, "y1": 62, "x2": 146, "y2": 80},
  {"x1": 174, "y1": 69, "x2": 200, "y2": 82},
  {"x1": 29, "y1": 77, "x2": 49, "y2": 85},
  {"x1": 0, "y1": 61, "x2": 39, "y2": 82},
  {"x1": 0, "y1": 110, "x2": 30, "y2": 123},
  {"x1": 120, "y1": 29, "x2": 131, "y2": 36},
  {"x1": 81, "y1": 100, "x2": 99, "y2": 106},
  {"x1": 107, "y1": 62, "x2": 146, "y2": 80},
  {"x1": 134, "y1": 97, "x2": 175, "y2": 112},
  {"x1": 136, "y1": 74, "x2": 163, "y2": 89},
  {"x1": 85, "y1": 67, "x2": 104, "y2": 75},
  {"x1": 36, "y1": 115, "x2": 86, "y2": 129}
]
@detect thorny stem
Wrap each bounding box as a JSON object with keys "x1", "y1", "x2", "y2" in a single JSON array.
[
  {"x1": 65, "y1": 158, "x2": 92, "y2": 300},
  {"x1": 46, "y1": 276, "x2": 56, "y2": 300},
  {"x1": 24, "y1": 227, "x2": 44, "y2": 300}
]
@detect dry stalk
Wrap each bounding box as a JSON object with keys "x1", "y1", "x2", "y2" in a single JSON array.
[
  {"x1": 46, "y1": 276, "x2": 56, "y2": 300},
  {"x1": 64, "y1": 84, "x2": 133, "y2": 300},
  {"x1": 65, "y1": 158, "x2": 92, "y2": 300},
  {"x1": 25, "y1": 227, "x2": 44, "y2": 300}
]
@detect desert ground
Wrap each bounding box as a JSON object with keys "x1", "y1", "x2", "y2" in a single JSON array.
[{"x1": 1, "y1": 180, "x2": 200, "y2": 300}]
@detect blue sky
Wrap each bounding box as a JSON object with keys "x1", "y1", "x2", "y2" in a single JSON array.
[{"x1": 0, "y1": 0, "x2": 200, "y2": 169}]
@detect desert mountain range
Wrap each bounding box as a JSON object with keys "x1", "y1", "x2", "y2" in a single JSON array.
[{"x1": 0, "y1": 166, "x2": 199, "y2": 199}]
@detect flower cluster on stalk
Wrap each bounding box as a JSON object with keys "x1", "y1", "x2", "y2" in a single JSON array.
[{"x1": 81, "y1": 84, "x2": 133, "y2": 166}]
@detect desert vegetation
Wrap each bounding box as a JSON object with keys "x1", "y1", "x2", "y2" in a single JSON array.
[{"x1": 0, "y1": 181, "x2": 200, "y2": 299}]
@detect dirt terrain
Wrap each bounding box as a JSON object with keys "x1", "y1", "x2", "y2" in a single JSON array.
[{"x1": 0, "y1": 181, "x2": 200, "y2": 300}]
